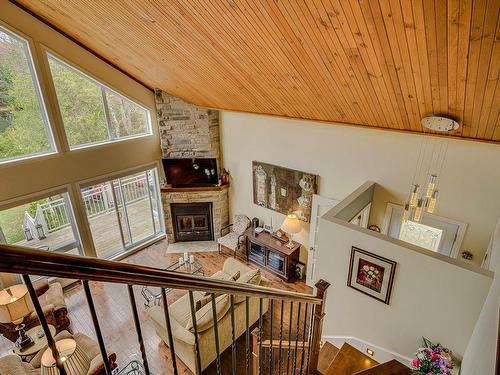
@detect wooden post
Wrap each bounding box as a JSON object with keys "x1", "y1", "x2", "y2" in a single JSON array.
[
  {"x1": 308, "y1": 279, "x2": 330, "y2": 375},
  {"x1": 251, "y1": 328, "x2": 259, "y2": 375}
]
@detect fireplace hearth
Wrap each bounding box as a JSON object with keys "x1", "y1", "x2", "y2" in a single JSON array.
[{"x1": 171, "y1": 202, "x2": 214, "y2": 242}]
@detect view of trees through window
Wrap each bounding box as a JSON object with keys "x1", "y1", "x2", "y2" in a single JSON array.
[
  {"x1": 0, "y1": 26, "x2": 53, "y2": 162},
  {"x1": 48, "y1": 55, "x2": 150, "y2": 149}
]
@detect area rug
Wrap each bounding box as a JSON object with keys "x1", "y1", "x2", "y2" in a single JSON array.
[{"x1": 165, "y1": 240, "x2": 218, "y2": 254}]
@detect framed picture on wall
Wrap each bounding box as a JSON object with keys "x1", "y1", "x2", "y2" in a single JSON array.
[{"x1": 347, "y1": 246, "x2": 396, "y2": 304}]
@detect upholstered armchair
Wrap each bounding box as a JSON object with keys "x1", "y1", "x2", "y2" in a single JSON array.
[
  {"x1": 0, "y1": 330, "x2": 117, "y2": 375},
  {"x1": 0, "y1": 279, "x2": 70, "y2": 342},
  {"x1": 217, "y1": 214, "x2": 250, "y2": 259}
]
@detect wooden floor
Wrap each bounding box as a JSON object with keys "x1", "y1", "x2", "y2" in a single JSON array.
[{"x1": 0, "y1": 239, "x2": 312, "y2": 374}]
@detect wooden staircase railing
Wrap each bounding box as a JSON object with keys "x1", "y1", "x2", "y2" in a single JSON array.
[{"x1": 0, "y1": 243, "x2": 330, "y2": 375}]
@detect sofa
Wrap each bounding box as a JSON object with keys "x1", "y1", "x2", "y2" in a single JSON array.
[
  {"x1": 148, "y1": 258, "x2": 269, "y2": 374},
  {"x1": 0, "y1": 330, "x2": 117, "y2": 375},
  {"x1": 0, "y1": 278, "x2": 71, "y2": 342}
]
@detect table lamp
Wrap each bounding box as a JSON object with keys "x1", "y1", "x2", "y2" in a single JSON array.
[
  {"x1": 0, "y1": 284, "x2": 34, "y2": 350},
  {"x1": 281, "y1": 214, "x2": 301, "y2": 249},
  {"x1": 41, "y1": 338, "x2": 90, "y2": 375}
]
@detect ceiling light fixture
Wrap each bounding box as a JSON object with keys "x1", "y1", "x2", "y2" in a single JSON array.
[{"x1": 402, "y1": 116, "x2": 458, "y2": 224}]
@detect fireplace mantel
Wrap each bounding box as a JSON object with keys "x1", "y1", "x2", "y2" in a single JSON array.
[{"x1": 160, "y1": 184, "x2": 229, "y2": 193}]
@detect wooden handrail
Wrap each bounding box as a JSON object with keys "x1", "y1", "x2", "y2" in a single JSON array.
[{"x1": 0, "y1": 244, "x2": 322, "y2": 304}]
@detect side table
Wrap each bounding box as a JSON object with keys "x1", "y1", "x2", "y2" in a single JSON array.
[{"x1": 13, "y1": 324, "x2": 56, "y2": 361}]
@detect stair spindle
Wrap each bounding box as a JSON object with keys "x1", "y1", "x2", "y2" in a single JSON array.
[
  {"x1": 292, "y1": 302, "x2": 302, "y2": 375},
  {"x1": 269, "y1": 299, "x2": 274, "y2": 375},
  {"x1": 246, "y1": 296, "x2": 251, "y2": 375},
  {"x1": 161, "y1": 288, "x2": 178, "y2": 375},
  {"x1": 127, "y1": 285, "x2": 150, "y2": 375},
  {"x1": 278, "y1": 299, "x2": 284, "y2": 375},
  {"x1": 287, "y1": 301, "x2": 293, "y2": 375},
  {"x1": 299, "y1": 303, "x2": 309, "y2": 375},
  {"x1": 189, "y1": 291, "x2": 202, "y2": 375},
  {"x1": 230, "y1": 294, "x2": 236, "y2": 375},
  {"x1": 83, "y1": 281, "x2": 112, "y2": 375},
  {"x1": 211, "y1": 293, "x2": 222, "y2": 375}
]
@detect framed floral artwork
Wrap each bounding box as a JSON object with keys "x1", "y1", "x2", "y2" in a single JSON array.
[{"x1": 347, "y1": 246, "x2": 396, "y2": 304}]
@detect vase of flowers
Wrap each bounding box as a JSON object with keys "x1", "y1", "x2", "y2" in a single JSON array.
[{"x1": 410, "y1": 338, "x2": 454, "y2": 375}]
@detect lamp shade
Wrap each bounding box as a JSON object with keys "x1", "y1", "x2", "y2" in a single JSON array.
[
  {"x1": 41, "y1": 339, "x2": 91, "y2": 375},
  {"x1": 281, "y1": 214, "x2": 301, "y2": 234},
  {"x1": 0, "y1": 284, "x2": 33, "y2": 324}
]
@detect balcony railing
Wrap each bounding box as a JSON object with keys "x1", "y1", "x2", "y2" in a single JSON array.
[{"x1": 0, "y1": 244, "x2": 330, "y2": 375}]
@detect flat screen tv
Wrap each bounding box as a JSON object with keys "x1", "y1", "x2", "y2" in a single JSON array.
[{"x1": 162, "y1": 158, "x2": 218, "y2": 187}]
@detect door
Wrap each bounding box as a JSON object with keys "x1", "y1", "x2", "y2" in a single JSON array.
[{"x1": 306, "y1": 194, "x2": 340, "y2": 287}]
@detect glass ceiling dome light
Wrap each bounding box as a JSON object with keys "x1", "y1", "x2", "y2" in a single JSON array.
[{"x1": 402, "y1": 116, "x2": 458, "y2": 224}]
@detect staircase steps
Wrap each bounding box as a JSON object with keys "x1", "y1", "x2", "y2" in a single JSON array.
[
  {"x1": 353, "y1": 359, "x2": 411, "y2": 374},
  {"x1": 324, "y1": 343, "x2": 379, "y2": 375},
  {"x1": 317, "y1": 341, "x2": 340, "y2": 374}
]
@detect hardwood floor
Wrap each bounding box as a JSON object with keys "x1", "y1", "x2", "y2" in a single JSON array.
[{"x1": 0, "y1": 239, "x2": 312, "y2": 374}]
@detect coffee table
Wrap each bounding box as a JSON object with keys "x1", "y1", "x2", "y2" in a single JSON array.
[
  {"x1": 141, "y1": 256, "x2": 204, "y2": 307},
  {"x1": 13, "y1": 324, "x2": 56, "y2": 360}
]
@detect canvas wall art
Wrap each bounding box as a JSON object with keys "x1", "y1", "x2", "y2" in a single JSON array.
[
  {"x1": 252, "y1": 161, "x2": 318, "y2": 222},
  {"x1": 347, "y1": 246, "x2": 396, "y2": 304}
]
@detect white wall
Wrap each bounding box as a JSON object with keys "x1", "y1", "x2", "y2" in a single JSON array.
[
  {"x1": 314, "y1": 217, "x2": 492, "y2": 359},
  {"x1": 461, "y1": 218, "x2": 500, "y2": 374},
  {"x1": 221, "y1": 111, "x2": 500, "y2": 265}
]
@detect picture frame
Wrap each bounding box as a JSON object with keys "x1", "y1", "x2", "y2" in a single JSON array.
[{"x1": 347, "y1": 246, "x2": 396, "y2": 304}]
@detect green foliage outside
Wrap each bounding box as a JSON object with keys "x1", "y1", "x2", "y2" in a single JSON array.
[{"x1": 0, "y1": 28, "x2": 149, "y2": 243}]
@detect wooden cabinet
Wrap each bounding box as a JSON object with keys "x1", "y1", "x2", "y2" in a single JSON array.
[{"x1": 244, "y1": 228, "x2": 300, "y2": 281}]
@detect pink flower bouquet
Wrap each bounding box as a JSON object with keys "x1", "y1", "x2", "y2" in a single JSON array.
[{"x1": 410, "y1": 338, "x2": 453, "y2": 375}]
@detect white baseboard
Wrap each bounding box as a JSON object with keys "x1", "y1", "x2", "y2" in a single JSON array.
[{"x1": 322, "y1": 335, "x2": 412, "y2": 367}]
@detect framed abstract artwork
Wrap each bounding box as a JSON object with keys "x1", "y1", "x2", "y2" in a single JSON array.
[
  {"x1": 252, "y1": 161, "x2": 318, "y2": 222},
  {"x1": 347, "y1": 246, "x2": 396, "y2": 304}
]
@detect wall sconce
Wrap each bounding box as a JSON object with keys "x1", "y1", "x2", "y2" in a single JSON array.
[{"x1": 35, "y1": 224, "x2": 46, "y2": 240}]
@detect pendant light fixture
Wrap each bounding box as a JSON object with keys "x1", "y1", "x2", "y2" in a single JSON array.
[{"x1": 402, "y1": 116, "x2": 458, "y2": 223}]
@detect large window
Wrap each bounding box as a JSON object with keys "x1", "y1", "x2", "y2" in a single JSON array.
[
  {"x1": 48, "y1": 54, "x2": 151, "y2": 149},
  {"x1": 0, "y1": 26, "x2": 54, "y2": 163},
  {"x1": 0, "y1": 192, "x2": 82, "y2": 255},
  {"x1": 81, "y1": 168, "x2": 163, "y2": 259}
]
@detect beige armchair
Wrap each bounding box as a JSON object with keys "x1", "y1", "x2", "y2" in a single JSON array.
[
  {"x1": 0, "y1": 278, "x2": 70, "y2": 343},
  {"x1": 0, "y1": 330, "x2": 117, "y2": 374},
  {"x1": 217, "y1": 214, "x2": 250, "y2": 259}
]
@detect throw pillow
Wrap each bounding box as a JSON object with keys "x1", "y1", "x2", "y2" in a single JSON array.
[
  {"x1": 186, "y1": 294, "x2": 230, "y2": 333},
  {"x1": 234, "y1": 268, "x2": 261, "y2": 303}
]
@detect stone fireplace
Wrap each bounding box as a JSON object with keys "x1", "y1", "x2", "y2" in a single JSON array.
[{"x1": 155, "y1": 90, "x2": 229, "y2": 243}]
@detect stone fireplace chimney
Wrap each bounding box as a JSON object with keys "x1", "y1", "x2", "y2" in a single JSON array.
[{"x1": 155, "y1": 90, "x2": 229, "y2": 244}]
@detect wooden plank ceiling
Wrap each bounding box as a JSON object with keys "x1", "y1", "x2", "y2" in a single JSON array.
[{"x1": 15, "y1": 0, "x2": 500, "y2": 142}]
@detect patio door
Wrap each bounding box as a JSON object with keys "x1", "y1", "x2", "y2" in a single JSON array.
[{"x1": 82, "y1": 168, "x2": 163, "y2": 259}]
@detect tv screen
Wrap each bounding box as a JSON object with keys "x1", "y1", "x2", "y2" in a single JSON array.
[{"x1": 162, "y1": 158, "x2": 218, "y2": 187}]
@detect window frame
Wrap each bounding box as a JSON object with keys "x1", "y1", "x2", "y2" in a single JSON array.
[
  {"x1": 381, "y1": 202, "x2": 468, "y2": 258},
  {"x1": 0, "y1": 23, "x2": 57, "y2": 165},
  {"x1": 45, "y1": 52, "x2": 153, "y2": 151},
  {"x1": 76, "y1": 162, "x2": 165, "y2": 259},
  {"x1": 0, "y1": 185, "x2": 83, "y2": 255}
]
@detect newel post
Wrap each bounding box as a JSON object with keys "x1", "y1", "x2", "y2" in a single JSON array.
[{"x1": 308, "y1": 279, "x2": 331, "y2": 375}]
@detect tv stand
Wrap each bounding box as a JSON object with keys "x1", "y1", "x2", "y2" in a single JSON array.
[{"x1": 244, "y1": 228, "x2": 300, "y2": 281}]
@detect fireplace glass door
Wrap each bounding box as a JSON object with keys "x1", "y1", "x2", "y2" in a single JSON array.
[{"x1": 172, "y1": 203, "x2": 213, "y2": 242}]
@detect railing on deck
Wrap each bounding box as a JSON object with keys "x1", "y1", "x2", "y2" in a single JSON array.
[{"x1": 0, "y1": 244, "x2": 329, "y2": 375}]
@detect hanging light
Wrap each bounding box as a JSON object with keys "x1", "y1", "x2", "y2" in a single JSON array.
[
  {"x1": 425, "y1": 174, "x2": 437, "y2": 198},
  {"x1": 409, "y1": 185, "x2": 419, "y2": 207},
  {"x1": 427, "y1": 190, "x2": 439, "y2": 213},
  {"x1": 413, "y1": 198, "x2": 424, "y2": 222},
  {"x1": 402, "y1": 202, "x2": 410, "y2": 223},
  {"x1": 402, "y1": 116, "x2": 457, "y2": 225}
]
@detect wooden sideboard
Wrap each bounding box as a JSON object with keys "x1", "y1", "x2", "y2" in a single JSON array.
[{"x1": 244, "y1": 228, "x2": 300, "y2": 281}]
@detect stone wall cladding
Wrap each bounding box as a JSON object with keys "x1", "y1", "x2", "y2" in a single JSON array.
[
  {"x1": 155, "y1": 89, "x2": 220, "y2": 161},
  {"x1": 155, "y1": 89, "x2": 228, "y2": 243},
  {"x1": 161, "y1": 189, "x2": 229, "y2": 243}
]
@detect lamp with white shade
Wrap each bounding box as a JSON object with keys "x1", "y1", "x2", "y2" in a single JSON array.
[
  {"x1": 280, "y1": 214, "x2": 301, "y2": 249},
  {"x1": 41, "y1": 338, "x2": 91, "y2": 375},
  {"x1": 0, "y1": 284, "x2": 34, "y2": 350}
]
